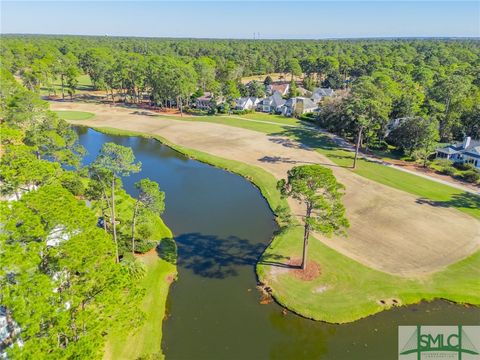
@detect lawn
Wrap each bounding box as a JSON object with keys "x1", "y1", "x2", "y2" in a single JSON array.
[
  {"x1": 257, "y1": 226, "x2": 480, "y2": 323},
  {"x1": 104, "y1": 246, "x2": 176, "y2": 360},
  {"x1": 54, "y1": 110, "x2": 95, "y2": 120},
  {"x1": 101, "y1": 189, "x2": 176, "y2": 360},
  {"x1": 41, "y1": 74, "x2": 93, "y2": 96},
  {"x1": 152, "y1": 112, "x2": 479, "y2": 218},
  {"x1": 276, "y1": 127, "x2": 480, "y2": 219},
  {"x1": 155, "y1": 113, "x2": 296, "y2": 134},
  {"x1": 92, "y1": 126, "x2": 480, "y2": 323}
]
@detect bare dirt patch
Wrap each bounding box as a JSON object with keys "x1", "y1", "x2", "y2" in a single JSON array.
[{"x1": 288, "y1": 258, "x2": 321, "y2": 281}]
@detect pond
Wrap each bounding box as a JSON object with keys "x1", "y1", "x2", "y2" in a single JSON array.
[{"x1": 76, "y1": 127, "x2": 480, "y2": 360}]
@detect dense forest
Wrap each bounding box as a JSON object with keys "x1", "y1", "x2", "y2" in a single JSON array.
[
  {"x1": 0, "y1": 67, "x2": 174, "y2": 358},
  {"x1": 1, "y1": 35, "x2": 479, "y2": 146}
]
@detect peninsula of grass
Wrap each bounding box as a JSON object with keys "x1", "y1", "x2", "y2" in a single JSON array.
[
  {"x1": 54, "y1": 110, "x2": 95, "y2": 121},
  {"x1": 88, "y1": 125, "x2": 480, "y2": 323}
]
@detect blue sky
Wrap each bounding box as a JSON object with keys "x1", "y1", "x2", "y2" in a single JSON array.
[{"x1": 1, "y1": 1, "x2": 479, "y2": 38}]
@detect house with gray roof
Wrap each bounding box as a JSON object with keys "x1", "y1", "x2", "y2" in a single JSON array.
[
  {"x1": 280, "y1": 97, "x2": 318, "y2": 117},
  {"x1": 235, "y1": 97, "x2": 260, "y2": 111},
  {"x1": 312, "y1": 87, "x2": 335, "y2": 99},
  {"x1": 436, "y1": 137, "x2": 480, "y2": 169},
  {"x1": 257, "y1": 92, "x2": 286, "y2": 113}
]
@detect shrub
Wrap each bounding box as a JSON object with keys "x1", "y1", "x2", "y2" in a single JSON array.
[
  {"x1": 453, "y1": 162, "x2": 474, "y2": 171},
  {"x1": 462, "y1": 170, "x2": 480, "y2": 183},
  {"x1": 185, "y1": 107, "x2": 209, "y2": 116},
  {"x1": 298, "y1": 113, "x2": 317, "y2": 122},
  {"x1": 135, "y1": 239, "x2": 158, "y2": 254},
  {"x1": 440, "y1": 166, "x2": 455, "y2": 176}
]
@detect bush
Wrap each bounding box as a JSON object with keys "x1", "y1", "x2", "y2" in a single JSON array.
[
  {"x1": 453, "y1": 162, "x2": 475, "y2": 171},
  {"x1": 298, "y1": 113, "x2": 317, "y2": 122},
  {"x1": 440, "y1": 166, "x2": 455, "y2": 176},
  {"x1": 60, "y1": 172, "x2": 85, "y2": 196},
  {"x1": 462, "y1": 170, "x2": 480, "y2": 183},
  {"x1": 135, "y1": 239, "x2": 158, "y2": 254},
  {"x1": 184, "y1": 107, "x2": 209, "y2": 116}
]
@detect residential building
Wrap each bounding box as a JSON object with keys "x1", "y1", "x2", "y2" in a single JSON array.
[
  {"x1": 235, "y1": 97, "x2": 260, "y2": 111},
  {"x1": 311, "y1": 87, "x2": 335, "y2": 101},
  {"x1": 257, "y1": 92, "x2": 286, "y2": 113},
  {"x1": 436, "y1": 136, "x2": 480, "y2": 169},
  {"x1": 266, "y1": 82, "x2": 290, "y2": 96},
  {"x1": 195, "y1": 92, "x2": 221, "y2": 110},
  {"x1": 281, "y1": 97, "x2": 318, "y2": 117}
]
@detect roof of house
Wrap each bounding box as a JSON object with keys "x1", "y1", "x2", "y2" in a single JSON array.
[
  {"x1": 313, "y1": 87, "x2": 335, "y2": 97},
  {"x1": 261, "y1": 92, "x2": 285, "y2": 107},
  {"x1": 436, "y1": 138, "x2": 480, "y2": 155},
  {"x1": 267, "y1": 83, "x2": 290, "y2": 95},
  {"x1": 464, "y1": 146, "x2": 480, "y2": 159},
  {"x1": 284, "y1": 97, "x2": 317, "y2": 109},
  {"x1": 196, "y1": 92, "x2": 214, "y2": 102}
]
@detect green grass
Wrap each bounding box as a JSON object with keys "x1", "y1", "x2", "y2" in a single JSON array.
[
  {"x1": 90, "y1": 125, "x2": 480, "y2": 323},
  {"x1": 54, "y1": 110, "x2": 95, "y2": 121},
  {"x1": 257, "y1": 226, "x2": 480, "y2": 323},
  {"x1": 140, "y1": 113, "x2": 479, "y2": 218},
  {"x1": 102, "y1": 189, "x2": 176, "y2": 359},
  {"x1": 41, "y1": 74, "x2": 93, "y2": 95},
  {"x1": 104, "y1": 246, "x2": 176, "y2": 360},
  {"x1": 277, "y1": 127, "x2": 480, "y2": 219}
]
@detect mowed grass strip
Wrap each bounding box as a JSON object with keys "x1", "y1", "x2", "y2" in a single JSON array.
[
  {"x1": 54, "y1": 110, "x2": 95, "y2": 121},
  {"x1": 91, "y1": 126, "x2": 480, "y2": 323},
  {"x1": 277, "y1": 126, "x2": 480, "y2": 219},
  {"x1": 104, "y1": 250, "x2": 176, "y2": 360},
  {"x1": 103, "y1": 193, "x2": 176, "y2": 360}
]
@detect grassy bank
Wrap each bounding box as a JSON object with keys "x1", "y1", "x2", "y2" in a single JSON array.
[
  {"x1": 257, "y1": 226, "x2": 480, "y2": 323},
  {"x1": 88, "y1": 125, "x2": 480, "y2": 323},
  {"x1": 102, "y1": 188, "x2": 176, "y2": 359},
  {"x1": 104, "y1": 245, "x2": 176, "y2": 360}
]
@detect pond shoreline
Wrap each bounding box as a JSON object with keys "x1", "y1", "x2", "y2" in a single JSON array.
[{"x1": 76, "y1": 124, "x2": 480, "y2": 325}]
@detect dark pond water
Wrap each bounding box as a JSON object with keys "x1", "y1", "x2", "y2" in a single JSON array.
[{"x1": 76, "y1": 127, "x2": 480, "y2": 360}]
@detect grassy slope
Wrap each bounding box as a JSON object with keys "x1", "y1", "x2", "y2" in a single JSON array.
[
  {"x1": 103, "y1": 191, "x2": 176, "y2": 360},
  {"x1": 104, "y1": 247, "x2": 176, "y2": 360},
  {"x1": 91, "y1": 126, "x2": 480, "y2": 323},
  {"x1": 54, "y1": 110, "x2": 95, "y2": 121}
]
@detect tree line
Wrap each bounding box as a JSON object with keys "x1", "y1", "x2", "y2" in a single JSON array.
[{"x1": 1, "y1": 35, "x2": 478, "y2": 142}]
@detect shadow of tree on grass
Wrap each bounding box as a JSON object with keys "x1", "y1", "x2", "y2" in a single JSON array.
[{"x1": 416, "y1": 192, "x2": 480, "y2": 212}]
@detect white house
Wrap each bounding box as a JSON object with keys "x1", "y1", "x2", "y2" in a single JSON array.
[
  {"x1": 257, "y1": 92, "x2": 286, "y2": 113},
  {"x1": 436, "y1": 136, "x2": 480, "y2": 169},
  {"x1": 235, "y1": 97, "x2": 260, "y2": 111}
]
